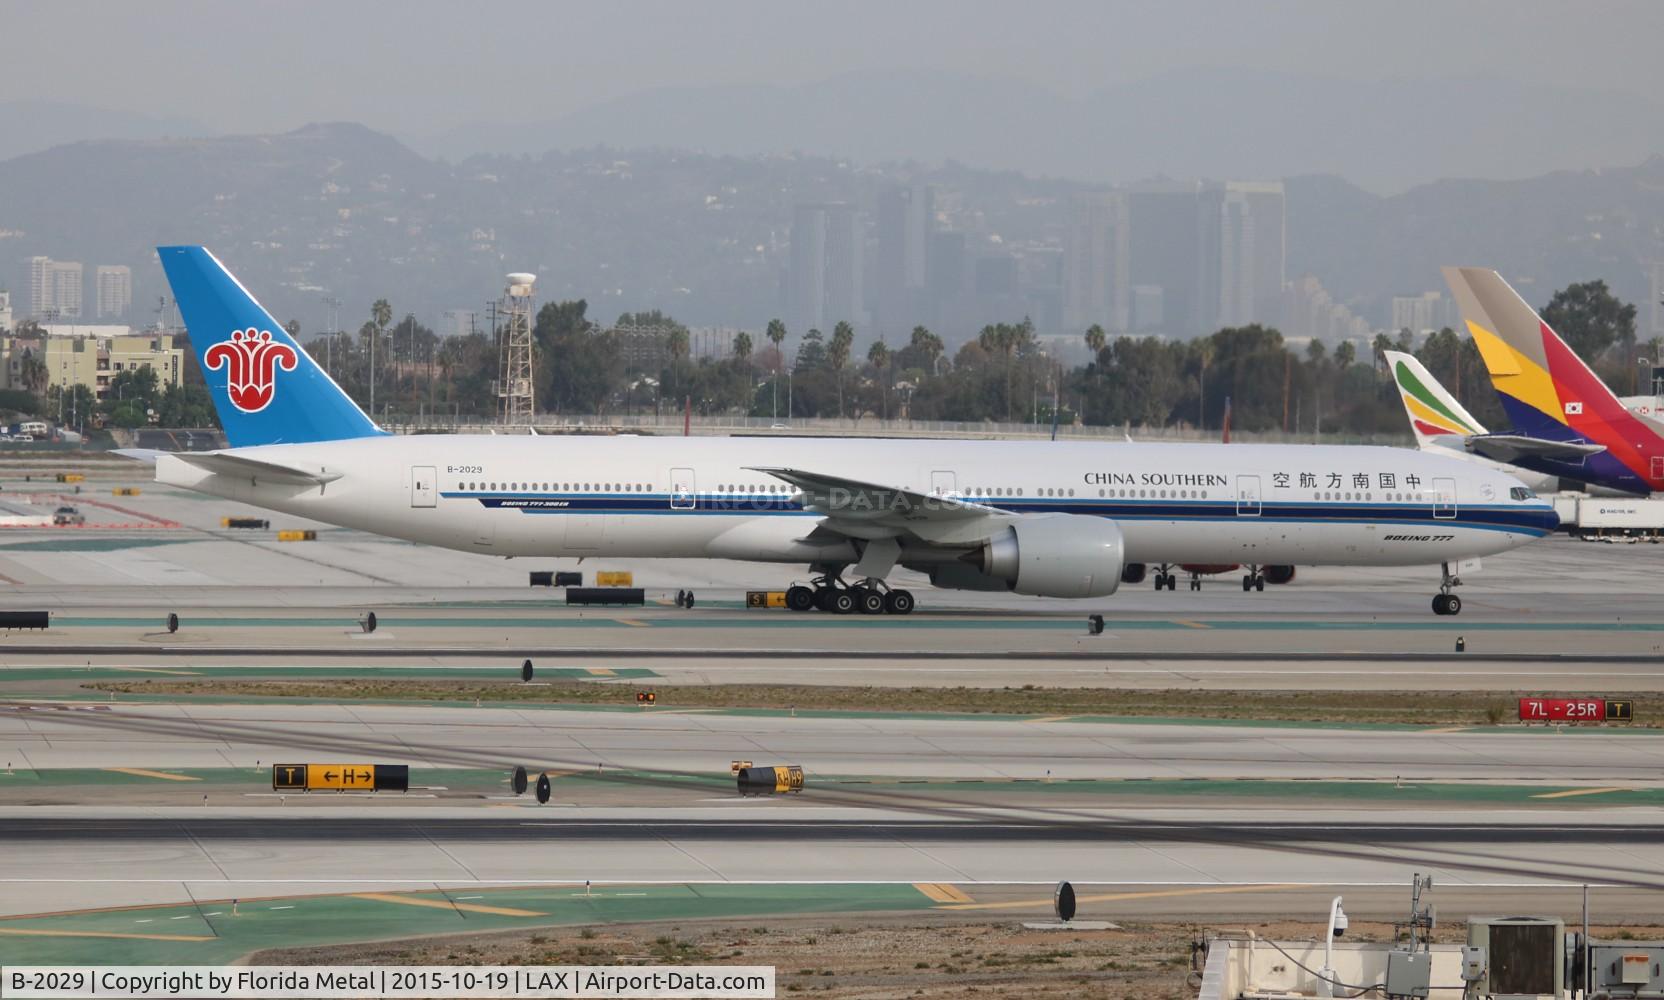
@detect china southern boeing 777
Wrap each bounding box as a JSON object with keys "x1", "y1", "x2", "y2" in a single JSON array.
[{"x1": 138, "y1": 246, "x2": 1557, "y2": 616}]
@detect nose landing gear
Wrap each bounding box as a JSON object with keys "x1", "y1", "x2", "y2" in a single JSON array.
[{"x1": 1432, "y1": 562, "x2": 1464, "y2": 615}]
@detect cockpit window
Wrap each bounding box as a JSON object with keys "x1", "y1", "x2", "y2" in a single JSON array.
[{"x1": 1509, "y1": 486, "x2": 1535, "y2": 501}]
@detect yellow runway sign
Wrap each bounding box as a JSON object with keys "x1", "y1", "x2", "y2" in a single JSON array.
[{"x1": 272, "y1": 763, "x2": 407, "y2": 792}]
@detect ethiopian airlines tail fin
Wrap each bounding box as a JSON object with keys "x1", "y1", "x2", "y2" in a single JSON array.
[
  {"x1": 157, "y1": 246, "x2": 382, "y2": 448},
  {"x1": 1383, "y1": 350, "x2": 1487, "y2": 450}
]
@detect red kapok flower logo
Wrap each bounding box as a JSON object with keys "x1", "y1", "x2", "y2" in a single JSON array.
[{"x1": 204, "y1": 328, "x2": 298, "y2": 413}]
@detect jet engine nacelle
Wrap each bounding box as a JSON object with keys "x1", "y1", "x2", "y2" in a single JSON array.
[{"x1": 972, "y1": 514, "x2": 1125, "y2": 598}]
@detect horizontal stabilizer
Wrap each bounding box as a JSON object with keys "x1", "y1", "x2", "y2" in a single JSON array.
[
  {"x1": 173, "y1": 451, "x2": 341, "y2": 486},
  {"x1": 1464, "y1": 433, "x2": 1606, "y2": 464}
]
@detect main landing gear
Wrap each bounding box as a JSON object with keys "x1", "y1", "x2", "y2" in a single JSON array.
[
  {"x1": 786, "y1": 574, "x2": 914, "y2": 615},
  {"x1": 1432, "y1": 561, "x2": 1463, "y2": 616},
  {"x1": 1241, "y1": 565, "x2": 1266, "y2": 592},
  {"x1": 1151, "y1": 564, "x2": 1178, "y2": 591}
]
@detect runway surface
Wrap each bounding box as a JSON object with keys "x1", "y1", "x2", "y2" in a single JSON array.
[
  {"x1": 6, "y1": 702, "x2": 1664, "y2": 785},
  {"x1": 3, "y1": 805, "x2": 1663, "y2": 921},
  {"x1": 1, "y1": 467, "x2": 1661, "y2": 950}
]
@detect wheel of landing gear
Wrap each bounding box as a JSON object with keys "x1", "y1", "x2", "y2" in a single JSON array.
[
  {"x1": 675, "y1": 589, "x2": 687, "y2": 607},
  {"x1": 1445, "y1": 594, "x2": 1461, "y2": 616},
  {"x1": 1189, "y1": 579, "x2": 1200, "y2": 591},
  {"x1": 1153, "y1": 574, "x2": 1166, "y2": 591},
  {"x1": 786, "y1": 585, "x2": 815, "y2": 612},
  {"x1": 1242, "y1": 575, "x2": 1252, "y2": 592},
  {"x1": 813, "y1": 587, "x2": 833, "y2": 611},
  {"x1": 1165, "y1": 574, "x2": 1177, "y2": 591},
  {"x1": 1254, "y1": 576, "x2": 1265, "y2": 592},
  {"x1": 828, "y1": 589, "x2": 856, "y2": 615},
  {"x1": 854, "y1": 588, "x2": 885, "y2": 615},
  {"x1": 883, "y1": 589, "x2": 915, "y2": 615}
]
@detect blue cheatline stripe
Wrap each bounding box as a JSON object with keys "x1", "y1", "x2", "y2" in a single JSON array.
[{"x1": 437, "y1": 493, "x2": 1554, "y2": 536}]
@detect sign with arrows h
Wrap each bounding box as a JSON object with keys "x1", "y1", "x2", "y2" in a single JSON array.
[{"x1": 271, "y1": 764, "x2": 409, "y2": 793}]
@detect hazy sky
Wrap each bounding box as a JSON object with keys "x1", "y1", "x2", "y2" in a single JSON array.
[{"x1": 6, "y1": 0, "x2": 1663, "y2": 136}]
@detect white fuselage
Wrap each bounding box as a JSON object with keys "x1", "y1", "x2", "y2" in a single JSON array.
[{"x1": 156, "y1": 435, "x2": 1556, "y2": 575}]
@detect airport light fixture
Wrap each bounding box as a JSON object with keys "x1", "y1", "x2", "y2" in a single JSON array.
[{"x1": 1318, "y1": 895, "x2": 1348, "y2": 998}]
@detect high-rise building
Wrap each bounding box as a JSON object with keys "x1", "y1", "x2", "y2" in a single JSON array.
[
  {"x1": 1648, "y1": 260, "x2": 1664, "y2": 341},
  {"x1": 27, "y1": 257, "x2": 52, "y2": 318},
  {"x1": 28, "y1": 257, "x2": 84, "y2": 319},
  {"x1": 1062, "y1": 192, "x2": 1126, "y2": 333},
  {"x1": 0, "y1": 291, "x2": 11, "y2": 333},
  {"x1": 788, "y1": 203, "x2": 862, "y2": 335},
  {"x1": 1391, "y1": 291, "x2": 1453, "y2": 335},
  {"x1": 1202, "y1": 181, "x2": 1286, "y2": 331},
  {"x1": 875, "y1": 183, "x2": 933, "y2": 335},
  {"x1": 1125, "y1": 180, "x2": 1204, "y2": 335},
  {"x1": 95, "y1": 265, "x2": 132, "y2": 319},
  {"x1": 52, "y1": 262, "x2": 84, "y2": 318}
]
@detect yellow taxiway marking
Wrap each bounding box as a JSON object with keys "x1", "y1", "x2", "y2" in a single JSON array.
[
  {"x1": 1171, "y1": 619, "x2": 1211, "y2": 629},
  {"x1": 352, "y1": 893, "x2": 543, "y2": 917},
  {"x1": 121, "y1": 667, "x2": 201, "y2": 676},
  {"x1": 940, "y1": 882, "x2": 1301, "y2": 911},
  {"x1": 613, "y1": 618, "x2": 651, "y2": 627},
  {"x1": 586, "y1": 668, "x2": 618, "y2": 676},
  {"x1": 104, "y1": 768, "x2": 200, "y2": 782},
  {"x1": 914, "y1": 883, "x2": 974, "y2": 904},
  {"x1": 1025, "y1": 716, "x2": 1077, "y2": 725},
  {"x1": 1531, "y1": 786, "x2": 1635, "y2": 800},
  {"x1": 0, "y1": 928, "x2": 213, "y2": 942}
]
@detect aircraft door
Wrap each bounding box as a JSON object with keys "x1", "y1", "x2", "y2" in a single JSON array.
[
  {"x1": 410, "y1": 466, "x2": 437, "y2": 508},
  {"x1": 1234, "y1": 475, "x2": 1261, "y2": 516},
  {"x1": 670, "y1": 467, "x2": 696, "y2": 510},
  {"x1": 1652, "y1": 456, "x2": 1664, "y2": 484},
  {"x1": 1433, "y1": 477, "x2": 1457, "y2": 519},
  {"x1": 930, "y1": 470, "x2": 957, "y2": 495}
]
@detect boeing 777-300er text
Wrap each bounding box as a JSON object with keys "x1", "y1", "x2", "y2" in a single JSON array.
[
  {"x1": 1446, "y1": 266, "x2": 1664, "y2": 496},
  {"x1": 138, "y1": 247, "x2": 1557, "y2": 616}
]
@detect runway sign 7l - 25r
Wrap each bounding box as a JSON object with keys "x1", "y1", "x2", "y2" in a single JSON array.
[{"x1": 1517, "y1": 698, "x2": 1633, "y2": 723}]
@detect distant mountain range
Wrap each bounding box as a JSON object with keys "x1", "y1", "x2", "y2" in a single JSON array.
[
  {"x1": 0, "y1": 101, "x2": 211, "y2": 162},
  {"x1": 1, "y1": 121, "x2": 1661, "y2": 339},
  {"x1": 415, "y1": 69, "x2": 1664, "y2": 196}
]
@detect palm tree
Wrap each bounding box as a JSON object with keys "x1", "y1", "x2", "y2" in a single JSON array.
[
  {"x1": 910, "y1": 325, "x2": 944, "y2": 374},
  {"x1": 867, "y1": 340, "x2": 891, "y2": 420},
  {"x1": 1084, "y1": 324, "x2": 1107, "y2": 361},
  {"x1": 732, "y1": 331, "x2": 753, "y2": 361},
  {"x1": 1335, "y1": 340, "x2": 1357, "y2": 369},
  {"x1": 829, "y1": 322, "x2": 854, "y2": 416},
  {"x1": 667, "y1": 328, "x2": 690, "y2": 362},
  {"x1": 1372, "y1": 332, "x2": 1394, "y2": 371},
  {"x1": 18, "y1": 350, "x2": 47, "y2": 399},
  {"x1": 370, "y1": 299, "x2": 392, "y2": 415},
  {"x1": 765, "y1": 318, "x2": 787, "y2": 419}
]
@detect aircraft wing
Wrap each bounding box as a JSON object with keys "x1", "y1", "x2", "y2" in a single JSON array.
[
  {"x1": 1464, "y1": 433, "x2": 1606, "y2": 464},
  {"x1": 747, "y1": 465, "x2": 1009, "y2": 542},
  {"x1": 173, "y1": 451, "x2": 342, "y2": 486}
]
